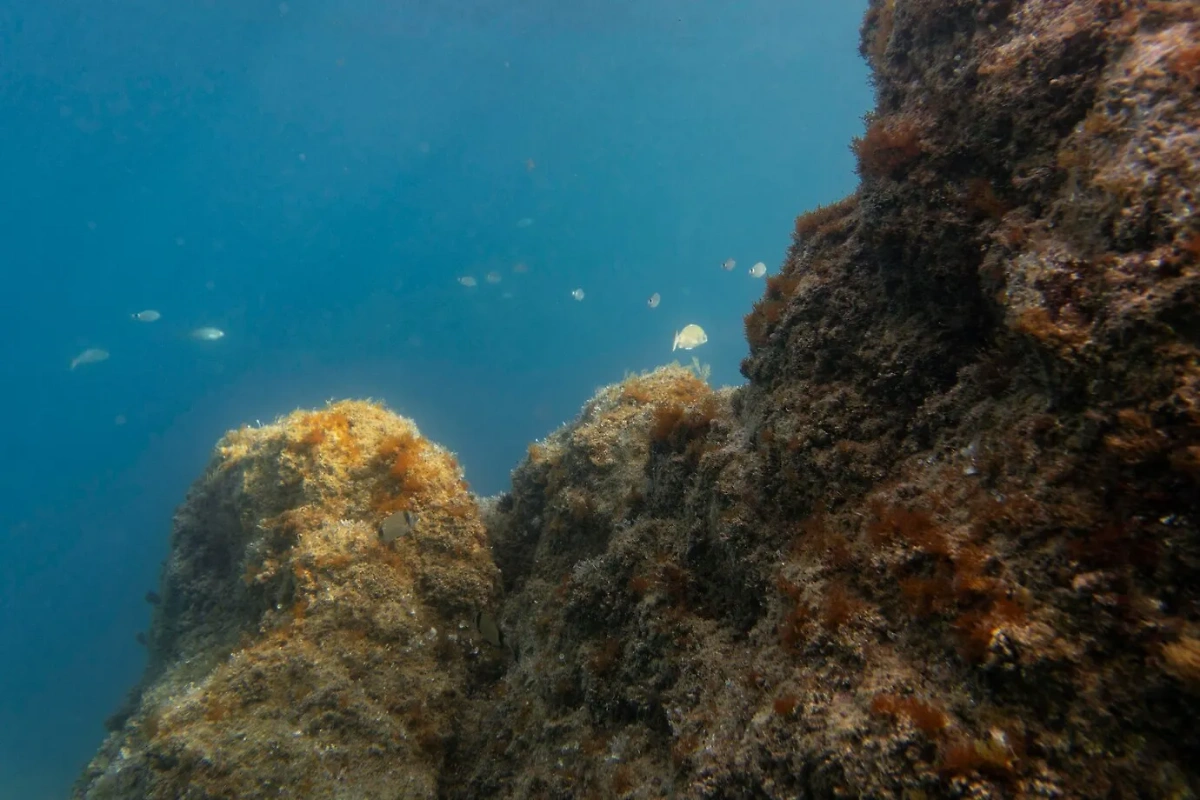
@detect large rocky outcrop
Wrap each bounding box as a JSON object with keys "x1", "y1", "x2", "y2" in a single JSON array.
[{"x1": 76, "y1": 402, "x2": 499, "y2": 799}]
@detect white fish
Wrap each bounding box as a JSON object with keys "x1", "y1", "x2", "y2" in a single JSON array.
[
  {"x1": 672, "y1": 324, "x2": 708, "y2": 351},
  {"x1": 485, "y1": 271, "x2": 502, "y2": 284},
  {"x1": 647, "y1": 292, "x2": 661, "y2": 309},
  {"x1": 516, "y1": 217, "x2": 534, "y2": 228},
  {"x1": 191, "y1": 327, "x2": 225, "y2": 341},
  {"x1": 379, "y1": 509, "x2": 417, "y2": 543},
  {"x1": 70, "y1": 347, "x2": 109, "y2": 370},
  {"x1": 132, "y1": 309, "x2": 161, "y2": 322},
  {"x1": 571, "y1": 288, "x2": 585, "y2": 301},
  {"x1": 458, "y1": 276, "x2": 478, "y2": 288},
  {"x1": 749, "y1": 262, "x2": 767, "y2": 278},
  {"x1": 721, "y1": 258, "x2": 736, "y2": 271}
]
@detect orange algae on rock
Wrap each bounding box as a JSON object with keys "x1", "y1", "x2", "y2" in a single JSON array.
[
  {"x1": 76, "y1": 400, "x2": 497, "y2": 800},
  {"x1": 851, "y1": 113, "x2": 924, "y2": 179}
]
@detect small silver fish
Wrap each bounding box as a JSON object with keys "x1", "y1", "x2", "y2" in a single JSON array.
[
  {"x1": 379, "y1": 509, "x2": 418, "y2": 543},
  {"x1": 191, "y1": 326, "x2": 225, "y2": 341},
  {"x1": 70, "y1": 347, "x2": 109, "y2": 370},
  {"x1": 132, "y1": 309, "x2": 161, "y2": 322},
  {"x1": 647, "y1": 292, "x2": 660, "y2": 309},
  {"x1": 721, "y1": 258, "x2": 736, "y2": 271},
  {"x1": 458, "y1": 276, "x2": 477, "y2": 287},
  {"x1": 749, "y1": 262, "x2": 767, "y2": 278},
  {"x1": 571, "y1": 288, "x2": 585, "y2": 301}
]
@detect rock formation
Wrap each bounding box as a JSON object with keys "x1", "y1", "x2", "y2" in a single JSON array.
[
  {"x1": 77, "y1": 403, "x2": 499, "y2": 798},
  {"x1": 76, "y1": 1, "x2": 1200, "y2": 797}
]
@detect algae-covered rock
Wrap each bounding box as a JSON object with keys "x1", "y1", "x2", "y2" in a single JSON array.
[
  {"x1": 74, "y1": 401, "x2": 499, "y2": 800},
  {"x1": 447, "y1": 0, "x2": 1200, "y2": 796},
  {"x1": 77, "y1": 1, "x2": 1200, "y2": 798}
]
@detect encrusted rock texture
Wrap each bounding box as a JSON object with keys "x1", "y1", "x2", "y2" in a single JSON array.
[
  {"x1": 76, "y1": 1, "x2": 1200, "y2": 798},
  {"x1": 75, "y1": 402, "x2": 500, "y2": 799}
]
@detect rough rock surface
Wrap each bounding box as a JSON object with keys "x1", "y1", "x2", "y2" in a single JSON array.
[
  {"x1": 76, "y1": 402, "x2": 499, "y2": 799},
  {"x1": 77, "y1": 1, "x2": 1200, "y2": 798}
]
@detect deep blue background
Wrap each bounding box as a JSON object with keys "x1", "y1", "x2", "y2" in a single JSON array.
[{"x1": 0, "y1": 1, "x2": 869, "y2": 795}]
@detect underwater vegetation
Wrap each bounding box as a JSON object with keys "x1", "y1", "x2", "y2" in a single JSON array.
[
  {"x1": 76, "y1": 1, "x2": 1200, "y2": 798},
  {"x1": 80, "y1": 402, "x2": 499, "y2": 799}
]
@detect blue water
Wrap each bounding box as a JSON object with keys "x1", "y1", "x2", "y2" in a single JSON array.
[{"x1": 0, "y1": 1, "x2": 869, "y2": 796}]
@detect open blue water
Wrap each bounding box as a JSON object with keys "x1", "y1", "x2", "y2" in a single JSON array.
[{"x1": 0, "y1": 1, "x2": 869, "y2": 796}]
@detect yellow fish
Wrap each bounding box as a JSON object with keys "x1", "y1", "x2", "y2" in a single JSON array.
[{"x1": 672, "y1": 324, "x2": 708, "y2": 351}]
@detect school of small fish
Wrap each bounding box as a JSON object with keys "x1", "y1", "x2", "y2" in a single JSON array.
[
  {"x1": 73, "y1": 211, "x2": 767, "y2": 397},
  {"x1": 443, "y1": 249, "x2": 769, "y2": 358},
  {"x1": 71, "y1": 310, "x2": 226, "y2": 371}
]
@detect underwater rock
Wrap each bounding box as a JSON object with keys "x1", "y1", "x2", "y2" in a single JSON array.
[
  {"x1": 446, "y1": 1, "x2": 1200, "y2": 797},
  {"x1": 73, "y1": 401, "x2": 498, "y2": 800}
]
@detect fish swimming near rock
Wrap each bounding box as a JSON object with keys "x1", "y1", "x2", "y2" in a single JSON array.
[
  {"x1": 672, "y1": 324, "x2": 708, "y2": 351},
  {"x1": 379, "y1": 509, "x2": 418, "y2": 544}
]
